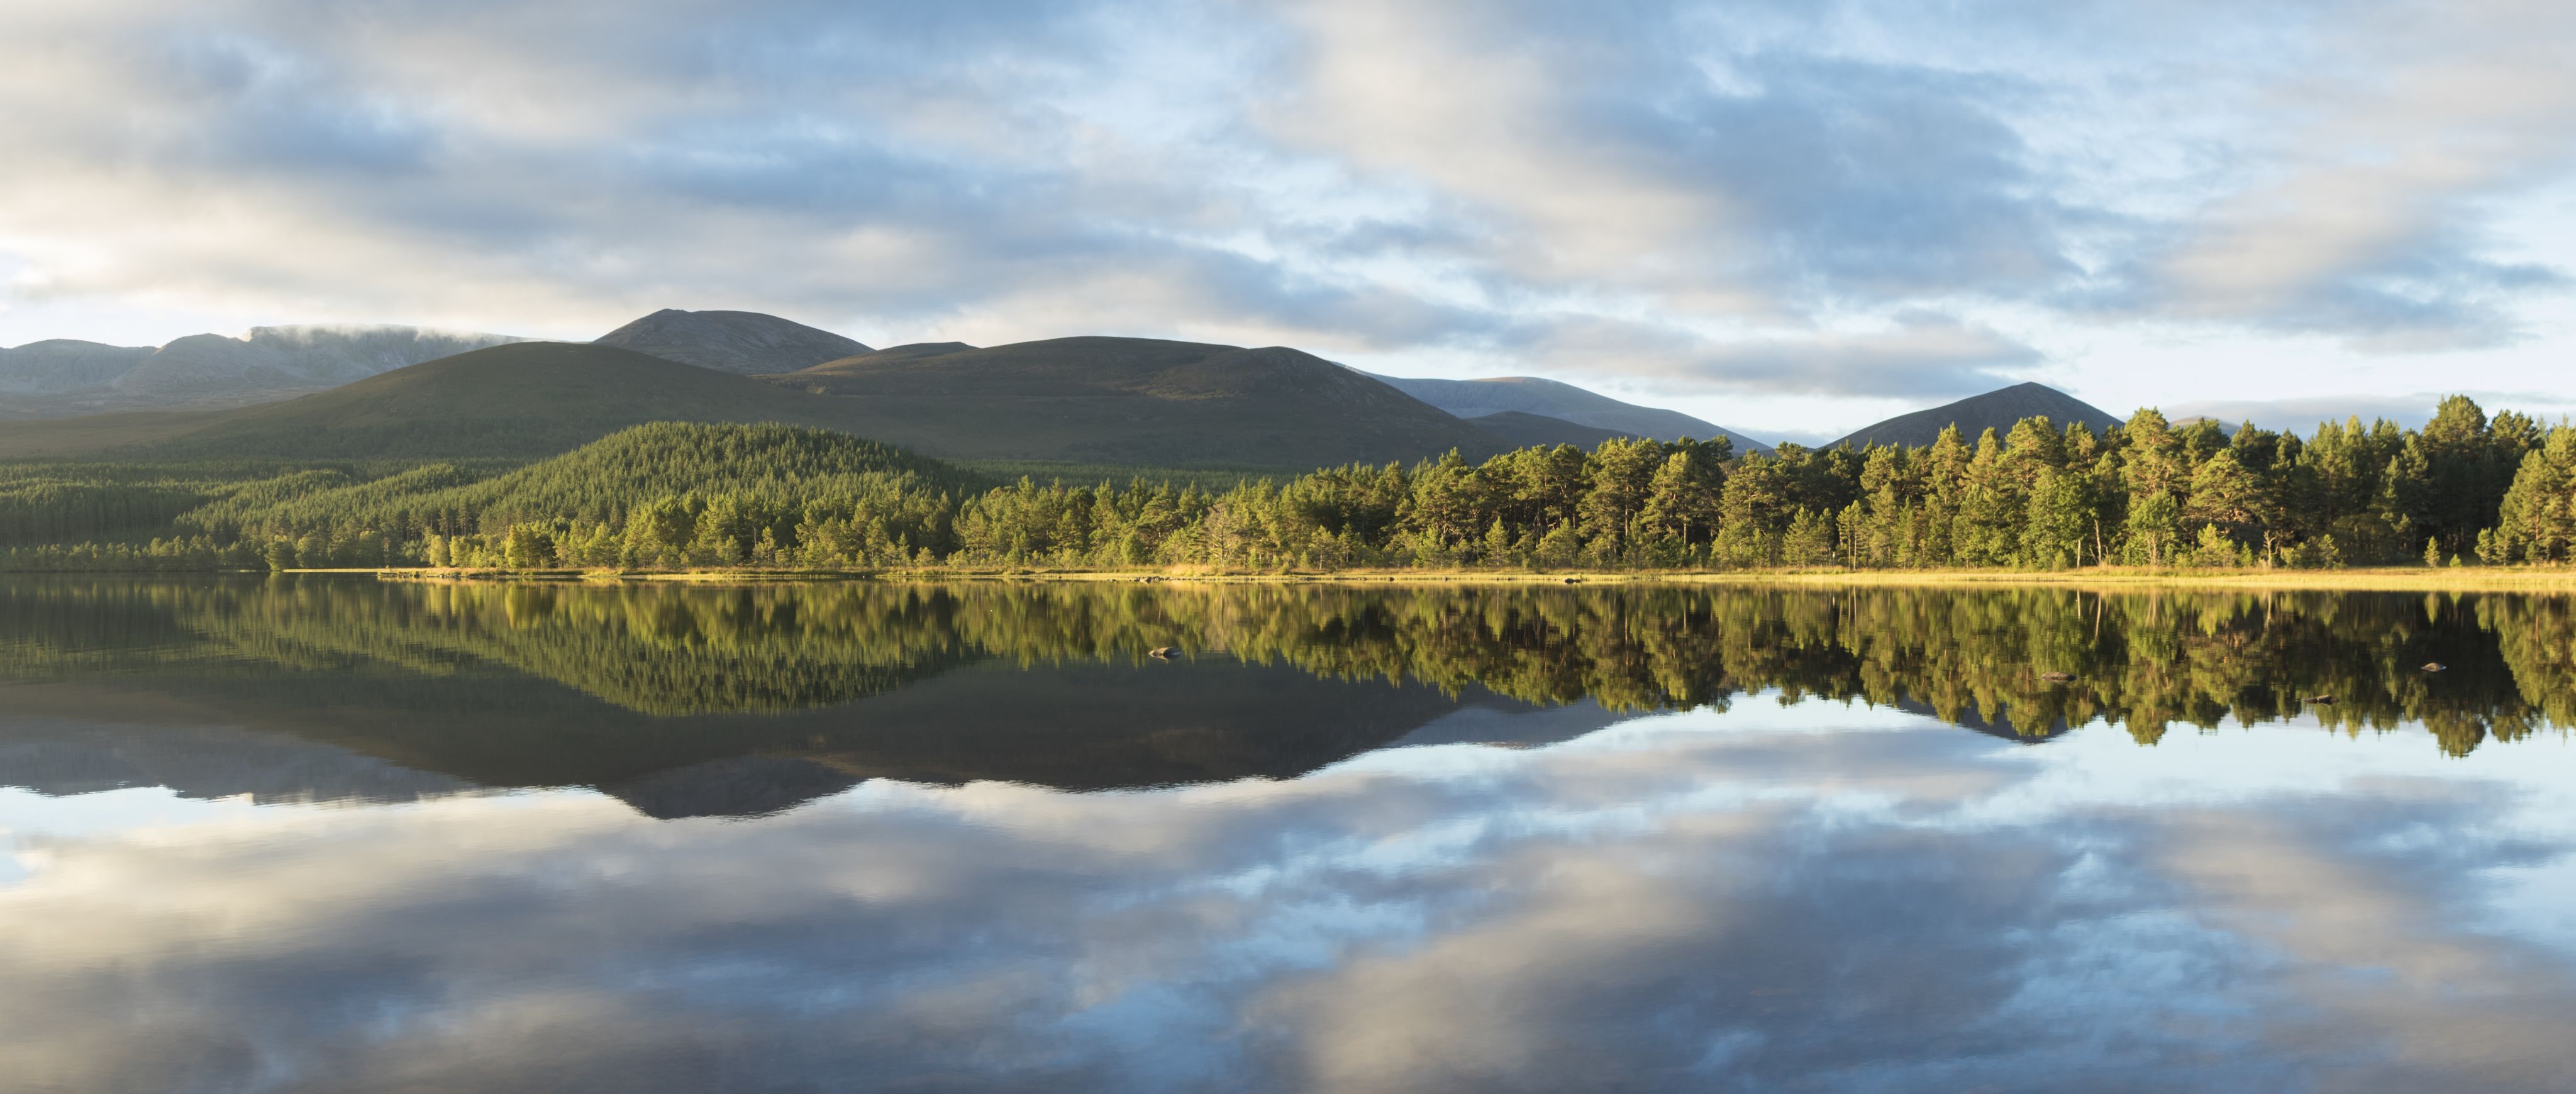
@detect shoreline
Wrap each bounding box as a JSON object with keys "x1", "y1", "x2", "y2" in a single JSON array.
[{"x1": 331, "y1": 564, "x2": 2576, "y2": 592}]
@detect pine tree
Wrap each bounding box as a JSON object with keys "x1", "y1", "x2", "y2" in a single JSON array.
[
  {"x1": 1641, "y1": 450, "x2": 1723, "y2": 544},
  {"x1": 2022, "y1": 468, "x2": 2089, "y2": 568}
]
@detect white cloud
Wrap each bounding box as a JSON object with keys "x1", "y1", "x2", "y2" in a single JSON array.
[{"x1": 1, "y1": 0, "x2": 2573, "y2": 436}]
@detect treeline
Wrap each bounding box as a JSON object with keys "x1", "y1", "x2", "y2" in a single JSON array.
[
  {"x1": 1, "y1": 399, "x2": 2571, "y2": 572},
  {"x1": 4, "y1": 577, "x2": 2563, "y2": 756}
]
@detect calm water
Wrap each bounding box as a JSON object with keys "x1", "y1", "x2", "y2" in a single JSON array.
[{"x1": 5, "y1": 577, "x2": 2576, "y2": 1092}]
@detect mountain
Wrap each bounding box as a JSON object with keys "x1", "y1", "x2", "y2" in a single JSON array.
[
  {"x1": 1, "y1": 337, "x2": 1509, "y2": 468},
  {"x1": 1829, "y1": 382, "x2": 2119, "y2": 450},
  {"x1": 853, "y1": 341, "x2": 976, "y2": 363},
  {"x1": 0, "y1": 340, "x2": 155, "y2": 395},
  {"x1": 0, "y1": 325, "x2": 523, "y2": 418},
  {"x1": 0, "y1": 342, "x2": 877, "y2": 460},
  {"x1": 779, "y1": 336, "x2": 1505, "y2": 467},
  {"x1": 1367, "y1": 373, "x2": 1772, "y2": 455},
  {"x1": 593, "y1": 308, "x2": 871, "y2": 375},
  {"x1": 1467, "y1": 411, "x2": 1643, "y2": 451}
]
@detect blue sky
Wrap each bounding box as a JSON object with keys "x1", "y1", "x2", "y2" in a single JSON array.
[{"x1": 4, "y1": 0, "x2": 2574, "y2": 443}]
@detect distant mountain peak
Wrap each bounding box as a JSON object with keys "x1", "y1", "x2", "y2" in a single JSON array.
[
  {"x1": 594, "y1": 309, "x2": 870, "y2": 376},
  {"x1": 1360, "y1": 370, "x2": 1773, "y2": 455},
  {"x1": 0, "y1": 324, "x2": 521, "y2": 415},
  {"x1": 1831, "y1": 382, "x2": 2116, "y2": 451}
]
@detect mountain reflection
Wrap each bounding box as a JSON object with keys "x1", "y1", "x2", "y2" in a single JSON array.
[
  {"x1": 8, "y1": 713, "x2": 2574, "y2": 1092},
  {"x1": 1, "y1": 577, "x2": 2571, "y2": 818}
]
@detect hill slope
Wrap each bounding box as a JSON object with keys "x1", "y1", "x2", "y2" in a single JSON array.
[
  {"x1": 182, "y1": 423, "x2": 976, "y2": 538},
  {"x1": 1467, "y1": 411, "x2": 1643, "y2": 451},
  {"x1": 1367, "y1": 373, "x2": 1772, "y2": 455},
  {"x1": 782, "y1": 336, "x2": 1504, "y2": 467},
  {"x1": 1831, "y1": 382, "x2": 2119, "y2": 450},
  {"x1": 594, "y1": 309, "x2": 870, "y2": 375},
  {"x1": 0, "y1": 325, "x2": 524, "y2": 418},
  {"x1": 34, "y1": 342, "x2": 876, "y2": 460}
]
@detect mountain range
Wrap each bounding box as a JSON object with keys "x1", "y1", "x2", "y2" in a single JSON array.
[
  {"x1": 0, "y1": 337, "x2": 1510, "y2": 467},
  {"x1": 0, "y1": 310, "x2": 1775, "y2": 467},
  {"x1": 0, "y1": 306, "x2": 2137, "y2": 467},
  {"x1": 1365, "y1": 373, "x2": 1773, "y2": 455},
  {"x1": 0, "y1": 325, "x2": 523, "y2": 417}
]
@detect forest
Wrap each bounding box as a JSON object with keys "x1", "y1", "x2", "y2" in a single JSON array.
[{"x1": 1, "y1": 396, "x2": 2573, "y2": 573}]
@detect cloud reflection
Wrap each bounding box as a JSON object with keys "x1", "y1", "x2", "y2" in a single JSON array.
[{"x1": 1, "y1": 707, "x2": 2573, "y2": 1091}]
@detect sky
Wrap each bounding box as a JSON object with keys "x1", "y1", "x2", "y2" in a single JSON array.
[{"x1": 4, "y1": 1, "x2": 2575, "y2": 445}]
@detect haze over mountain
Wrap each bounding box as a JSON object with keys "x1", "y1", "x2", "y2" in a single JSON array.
[
  {"x1": 1830, "y1": 382, "x2": 2118, "y2": 450},
  {"x1": 1368, "y1": 373, "x2": 1774, "y2": 455},
  {"x1": 593, "y1": 308, "x2": 871, "y2": 375},
  {"x1": 0, "y1": 325, "x2": 523, "y2": 419}
]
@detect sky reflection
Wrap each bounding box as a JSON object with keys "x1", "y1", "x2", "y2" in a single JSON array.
[{"x1": 5, "y1": 697, "x2": 2573, "y2": 1093}]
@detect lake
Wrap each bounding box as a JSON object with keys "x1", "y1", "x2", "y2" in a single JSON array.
[{"x1": 4, "y1": 576, "x2": 2575, "y2": 1091}]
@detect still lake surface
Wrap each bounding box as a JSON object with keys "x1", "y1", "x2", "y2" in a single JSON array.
[{"x1": 4, "y1": 576, "x2": 2576, "y2": 1092}]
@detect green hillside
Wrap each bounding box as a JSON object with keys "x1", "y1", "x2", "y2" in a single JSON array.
[
  {"x1": 182, "y1": 422, "x2": 976, "y2": 542},
  {"x1": 780, "y1": 336, "x2": 1506, "y2": 467}
]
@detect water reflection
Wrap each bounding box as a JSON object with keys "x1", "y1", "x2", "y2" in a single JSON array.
[
  {"x1": 0, "y1": 578, "x2": 2572, "y2": 820},
  {"x1": 6, "y1": 713, "x2": 2575, "y2": 1091},
  {"x1": 4, "y1": 577, "x2": 2576, "y2": 1090}
]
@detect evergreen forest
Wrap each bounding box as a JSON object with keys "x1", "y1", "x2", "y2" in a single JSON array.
[{"x1": 6, "y1": 395, "x2": 2576, "y2": 573}]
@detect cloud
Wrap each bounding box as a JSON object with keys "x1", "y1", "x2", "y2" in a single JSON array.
[
  {"x1": 0, "y1": 0, "x2": 2570, "y2": 402},
  {"x1": 1522, "y1": 311, "x2": 2043, "y2": 398},
  {"x1": 10, "y1": 710, "x2": 2576, "y2": 1091},
  {"x1": 2162, "y1": 389, "x2": 2576, "y2": 433},
  {"x1": 2087, "y1": 0, "x2": 2576, "y2": 348}
]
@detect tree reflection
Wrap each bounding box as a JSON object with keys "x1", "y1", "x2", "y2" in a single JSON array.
[{"x1": 0, "y1": 577, "x2": 2568, "y2": 757}]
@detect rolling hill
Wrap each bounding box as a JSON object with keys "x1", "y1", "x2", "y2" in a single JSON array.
[
  {"x1": 1467, "y1": 411, "x2": 1643, "y2": 451},
  {"x1": 1367, "y1": 373, "x2": 1772, "y2": 455},
  {"x1": 594, "y1": 308, "x2": 870, "y2": 375},
  {"x1": 1830, "y1": 382, "x2": 2118, "y2": 450},
  {"x1": 779, "y1": 336, "x2": 1506, "y2": 467}
]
